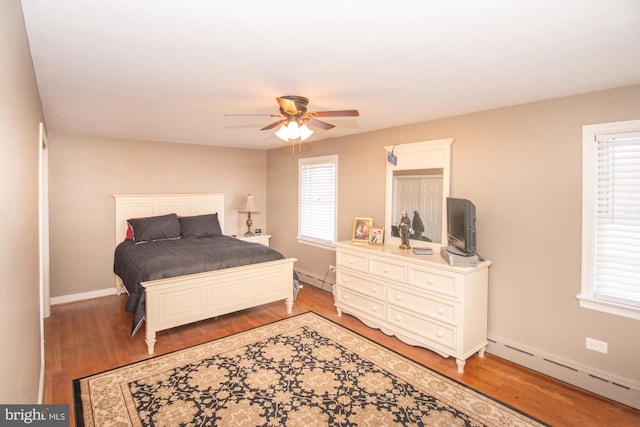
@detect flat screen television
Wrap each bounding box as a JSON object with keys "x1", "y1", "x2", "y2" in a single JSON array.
[{"x1": 446, "y1": 197, "x2": 476, "y2": 256}]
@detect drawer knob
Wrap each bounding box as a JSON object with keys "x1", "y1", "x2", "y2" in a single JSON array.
[
  {"x1": 437, "y1": 308, "x2": 444, "y2": 315},
  {"x1": 344, "y1": 295, "x2": 349, "y2": 300},
  {"x1": 384, "y1": 267, "x2": 390, "y2": 273},
  {"x1": 396, "y1": 294, "x2": 403, "y2": 301},
  {"x1": 428, "y1": 278, "x2": 435, "y2": 285},
  {"x1": 395, "y1": 315, "x2": 401, "y2": 321},
  {"x1": 349, "y1": 258, "x2": 355, "y2": 264},
  {"x1": 372, "y1": 287, "x2": 377, "y2": 293},
  {"x1": 343, "y1": 277, "x2": 349, "y2": 283},
  {"x1": 436, "y1": 331, "x2": 443, "y2": 338},
  {"x1": 372, "y1": 306, "x2": 378, "y2": 312}
]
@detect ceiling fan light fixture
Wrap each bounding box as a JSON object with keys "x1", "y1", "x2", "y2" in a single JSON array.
[
  {"x1": 275, "y1": 124, "x2": 290, "y2": 142},
  {"x1": 299, "y1": 123, "x2": 313, "y2": 141},
  {"x1": 275, "y1": 121, "x2": 313, "y2": 142},
  {"x1": 286, "y1": 121, "x2": 300, "y2": 139}
]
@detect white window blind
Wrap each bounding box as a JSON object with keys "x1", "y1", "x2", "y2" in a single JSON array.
[
  {"x1": 593, "y1": 132, "x2": 640, "y2": 307},
  {"x1": 298, "y1": 156, "x2": 337, "y2": 245}
]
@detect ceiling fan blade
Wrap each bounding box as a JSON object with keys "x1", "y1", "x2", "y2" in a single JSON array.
[
  {"x1": 307, "y1": 118, "x2": 335, "y2": 130},
  {"x1": 224, "y1": 114, "x2": 283, "y2": 117},
  {"x1": 276, "y1": 97, "x2": 299, "y2": 115},
  {"x1": 312, "y1": 109, "x2": 360, "y2": 118},
  {"x1": 260, "y1": 119, "x2": 287, "y2": 131}
]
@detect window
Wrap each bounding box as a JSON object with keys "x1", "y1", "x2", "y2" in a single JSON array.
[
  {"x1": 579, "y1": 119, "x2": 640, "y2": 320},
  {"x1": 298, "y1": 156, "x2": 338, "y2": 248}
]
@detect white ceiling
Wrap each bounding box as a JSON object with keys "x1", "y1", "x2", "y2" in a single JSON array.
[{"x1": 21, "y1": 0, "x2": 640, "y2": 150}]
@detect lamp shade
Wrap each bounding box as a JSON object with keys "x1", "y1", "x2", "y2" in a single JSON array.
[{"x1": 238, "y1": 194, "x2": 259, "y2": 212}]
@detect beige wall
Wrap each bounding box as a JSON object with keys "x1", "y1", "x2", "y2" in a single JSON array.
[
  {"x1": 48, "y1": 135, "x2": 268, "y2": 297},
  {"x1": 0, "y1": 0, "x2": 45, "y2": 403},
  {"x1": 267, "y1": 85, "x2": 640, "y2": 384}
]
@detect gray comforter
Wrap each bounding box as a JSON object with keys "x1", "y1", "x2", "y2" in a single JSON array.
[{"x1": 114, "y1": 235, "x2": 294, "y2": 335}]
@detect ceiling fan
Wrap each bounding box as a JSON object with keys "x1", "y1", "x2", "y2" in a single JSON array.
[{"x1": 226, "y1": 95, "x2": 359, "y2": 141}]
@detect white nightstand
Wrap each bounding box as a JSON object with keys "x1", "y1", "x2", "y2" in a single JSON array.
[{"x1": 236, "y1": 234, "x2": 271, "y2": 246}]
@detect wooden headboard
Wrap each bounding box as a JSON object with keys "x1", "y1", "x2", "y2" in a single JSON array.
[{"x1": 113, "y1": 193, "x2": 226, "y2": 246}]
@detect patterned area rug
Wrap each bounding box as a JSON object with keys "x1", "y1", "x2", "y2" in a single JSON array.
[{"x1": 74, "y1": 312, "x2": 545, "y2": 426}]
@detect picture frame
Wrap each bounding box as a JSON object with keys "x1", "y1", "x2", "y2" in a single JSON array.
[
  {"x1": 351, "y1": 217, "x2": 373, "y2": 243},
  {"x1": 369, "y1": 226, "x2": 384, "y2": 245}
]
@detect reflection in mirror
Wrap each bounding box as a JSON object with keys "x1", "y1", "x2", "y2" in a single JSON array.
[
  {"x1": 384, "y1": 139, "x2": 453, "y2": 251},
  {"x1": 391, "y1": 169, "x2": 444, "y2": 243}
]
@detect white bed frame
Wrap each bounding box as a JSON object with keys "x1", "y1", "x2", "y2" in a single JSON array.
[{"x1": 113, "y1": 193, "x2": 296, "y2": 354}]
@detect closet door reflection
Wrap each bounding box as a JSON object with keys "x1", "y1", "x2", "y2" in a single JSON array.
[{"x1": 392, "y1": 172, "x2": 443, "y2": 243}]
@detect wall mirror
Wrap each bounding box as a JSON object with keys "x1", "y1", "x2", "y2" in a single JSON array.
[{"x1": 384, "y1": 138, "x2": 453, "y2": 251}]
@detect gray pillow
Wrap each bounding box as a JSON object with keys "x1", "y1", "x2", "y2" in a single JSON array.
[
  {"x1": 179, "y1": 213, "x2": 222, "y2": 238},
  {"x1": 127, "y1": 213, "x2": 181, "y2": 243}
]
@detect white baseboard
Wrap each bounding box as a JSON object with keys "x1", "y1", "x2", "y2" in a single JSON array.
[
  {"x1": 487, "y1": 333, "x2": 640, "y2": 410},
  {"x1": 50, "y1": 287, "x2": 117, "y2": 305}
]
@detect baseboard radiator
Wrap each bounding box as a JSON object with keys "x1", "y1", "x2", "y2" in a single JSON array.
[
  {"x1": 487, "y1": 334, "x2": 640, "y2": 410},
  {"x1": 295, "y1": 268, "x2": 335, "y2": 294}
]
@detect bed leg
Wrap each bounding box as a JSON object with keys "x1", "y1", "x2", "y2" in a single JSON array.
[
  {"x1": 285, "y1": 298, "x2": 294, "y2": 314},
  {"x1": 145, "y1": 333, "x2": 156, "y2": 355}
]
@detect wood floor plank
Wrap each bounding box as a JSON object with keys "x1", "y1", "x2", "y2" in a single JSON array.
[{"x1": 45, "y1": 283, "x2": 640, "y2": 426}]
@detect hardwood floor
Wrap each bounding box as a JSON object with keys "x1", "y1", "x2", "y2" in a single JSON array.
[{"x1": 45, "y1": 283, "x2": 639, "y2": 426}]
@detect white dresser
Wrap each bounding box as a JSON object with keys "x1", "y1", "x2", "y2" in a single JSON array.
[{"x1": 334, "y1": 241, "x2": 491, "y2": 372}]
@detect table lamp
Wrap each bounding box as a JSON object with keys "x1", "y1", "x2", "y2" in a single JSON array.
[{"x1": 238, "y1": 194, "x2": 259, "y2": 237}]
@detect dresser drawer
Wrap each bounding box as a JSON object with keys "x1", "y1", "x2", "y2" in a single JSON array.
[
  {"x1": 336, "y1": 249, "x2": 368, "y2": 273},
  {"x1": 387, "y1": 286, "x2": 457, "y2": 325},
  {"x1": 337, "y1": 271, "x2": 385, "y2": 301},
  {"x1": 387, "y1": 307, "x2": 456, "y2": 350},
  {"x1": 336, "y1": 288, "x2": 386, "y2": 320},
  {"x1": 407, "y1": 265, "x2": 459, "y2": 299},
  {"x1": 369, "y1": 256, "x2": 407, "y2": 283}
]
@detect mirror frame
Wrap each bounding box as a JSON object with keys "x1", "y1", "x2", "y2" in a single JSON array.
[{"x1": 384, "y1": 138, "x2": 454, "y2": 252}]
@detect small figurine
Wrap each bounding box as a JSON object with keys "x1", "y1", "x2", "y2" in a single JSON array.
[
  {"x1": 411, "y1": 210, "x2": 424, "y2": 241},
  {"x1": 399, "y1": 210, "x2": 412, "y2": 249}
]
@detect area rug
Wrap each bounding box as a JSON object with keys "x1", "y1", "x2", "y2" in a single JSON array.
[{"x1": 74, "y1": 312, "x2": 545, "y2": 426}]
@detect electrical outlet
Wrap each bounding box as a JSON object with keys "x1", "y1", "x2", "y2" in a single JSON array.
[
  {"x1": 586, "y1": 337, "x2": 608, "y2": 354},
  {"x1": 329, "y1": 264, "x2": 336, "y2": 272}
]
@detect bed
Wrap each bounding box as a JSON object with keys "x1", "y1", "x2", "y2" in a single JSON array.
[{"x1": 113, "y1": 193, "x2": 297, "y2": 354}]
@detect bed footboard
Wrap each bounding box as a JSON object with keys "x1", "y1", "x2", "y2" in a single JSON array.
[{"x1": 142, "y1": 257, "x2": 297, "y2": 354}]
